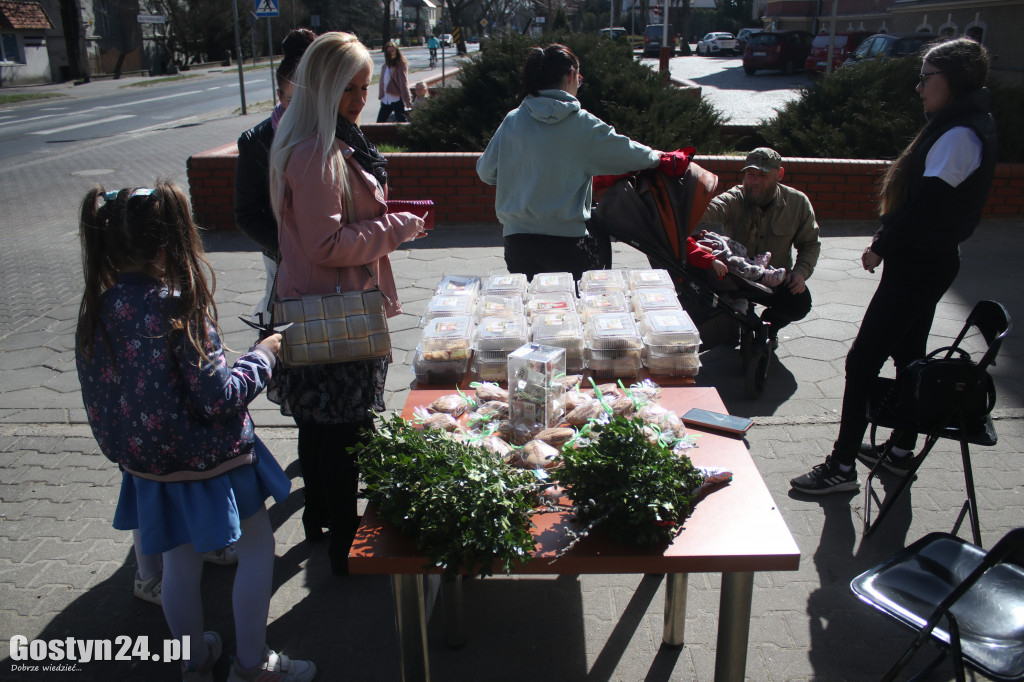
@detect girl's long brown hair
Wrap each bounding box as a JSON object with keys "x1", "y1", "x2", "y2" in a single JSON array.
[
  {"x1": 76, "y1": 180, "x2": 219, "y2": 368},
  {"x1": 878, "y1": 37, "x2": 990, "y2": 216}
]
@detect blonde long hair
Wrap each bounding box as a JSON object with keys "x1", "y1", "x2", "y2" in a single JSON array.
[{"x1": 269, "y1": 32, "x2": 373, "y2": 223}]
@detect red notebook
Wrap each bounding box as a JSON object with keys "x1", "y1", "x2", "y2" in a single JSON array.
[{"x1": 386, "y1": 199, "x2": 434, "y2": 230}]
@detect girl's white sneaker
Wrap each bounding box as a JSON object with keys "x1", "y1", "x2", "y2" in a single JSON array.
[{"x1": 227, "y1": 647, "x2": 316, "y2": 682}]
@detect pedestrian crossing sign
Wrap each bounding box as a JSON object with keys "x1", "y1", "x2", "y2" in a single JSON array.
[{"x1": 254, "y1": 0, "x2": 279, "y2": 17}]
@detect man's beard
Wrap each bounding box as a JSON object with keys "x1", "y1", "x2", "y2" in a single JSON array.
[{"x1": 743, "y1": 181, "x2": 776, "y2": 208}]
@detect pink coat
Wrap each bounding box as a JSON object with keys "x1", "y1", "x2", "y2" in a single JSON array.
[
  {"x1": 276, "y1": 136, "x2": 421, "y2": 317},
  {"x1": 378, "y1": 63, "x2": 411, "y2": 109}
]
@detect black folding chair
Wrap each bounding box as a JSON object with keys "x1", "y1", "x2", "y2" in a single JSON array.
[
  {"x1": 850, "y1": 528, "x2": 1024, "y2": 682},
  {"x1": 862, "y1": 300, "x2": 1011, "y2": 547}
]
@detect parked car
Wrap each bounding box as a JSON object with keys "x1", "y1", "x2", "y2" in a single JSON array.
[
  {"x1": 804, "y1": 31, "x2": 872, "y2": 73},
  {"x1": 842, "y1": 32, "x2": 936, "y2": 67},
  {"x1": 743, "y1": 30, "x2": 813, "y2": 75},
  {"x1": 697, "y1": 32, "x2": 739, "y2": 56},
  {"x1": 599, "y1": 27, "x2": 629, "y2": 42},
  {"x1": 643, "y1": 24, "x2": 674, "y2": 58},
  {"x1": 735, "y1": 27, "x2": 763, "y2": 53}
]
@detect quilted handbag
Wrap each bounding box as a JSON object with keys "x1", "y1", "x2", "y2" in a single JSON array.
[{"x1": 271, "y1": 266, "x2": 391, "y2": 367}]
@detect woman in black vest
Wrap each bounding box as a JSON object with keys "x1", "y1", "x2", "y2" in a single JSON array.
[{"x1": 791, "y1": 37, "x2": 997, "y2": 495}]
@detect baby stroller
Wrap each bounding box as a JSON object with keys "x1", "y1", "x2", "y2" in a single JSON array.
[{"x1": 590, "y1": 162, "x2": 777, "y2": 399}]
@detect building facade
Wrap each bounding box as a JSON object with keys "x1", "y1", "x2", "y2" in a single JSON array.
[{"x1": 0, "y1": 0, "x2": 55, "y2": 86}]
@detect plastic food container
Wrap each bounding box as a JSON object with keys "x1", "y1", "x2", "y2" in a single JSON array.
[
  {"x1": 584, "y1": 312, "x2": 644, "y2": 351},
  {"x1": 639, "y1": 308, "x2": 701, "y2": 353},
  {"x1": 528, "y1": 272, "x2": 575, "y2": 295},
  {"x1": 644, "y1": 349, "x2": 701, "y2": 377},
  {"x1": 420, "y1": 315, "x2": 474, "y2": 355},
  {"x1": 474, "y1": 315, "x2": 529, "y2": 352},
  {"x1": 628, "y1": 269, "x2": 674, "y2": 291},
  {"x1": 434, "y1": 275, "x2": 482, "y2": 300},
  {"x1": 631, "y1": 288, "x2": 683, "y2": 317},
  {"x1": 577, "y1": 291, "x2": 629, "y2": 321},
  {"x1": 578, "y1": 269, "x2": 628, "y2": 295},
  {"x1": 481, "y1": 273, "x2": 529, "y2": 300},
  {"x1": 413, "y1": 345, "x2": 470, "y2": 384},
  {"x1": 531, "y1": 312, "x2": 584, "y2": 372},
  {"x1": 422, "y1": 293, "x2": 475, "y2": 324},
  {"x1": 473, "y1": 295, "x2": 525, "y2": 321},
  {"x1": 526, "y1": 292, "x2": 577, "y2": 318},
  {"x1": 586, "y1": 350, "x2": 644, "y2": 380}
]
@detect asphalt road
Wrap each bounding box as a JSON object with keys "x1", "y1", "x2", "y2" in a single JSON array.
[{"x1": 0, "y1": 44, "x2": 472, "y2": 163}]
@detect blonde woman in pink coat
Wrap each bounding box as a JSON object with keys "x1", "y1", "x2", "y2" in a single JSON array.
[{"x1": 268, "y1": 32, "x2": 426, "y2": 575}]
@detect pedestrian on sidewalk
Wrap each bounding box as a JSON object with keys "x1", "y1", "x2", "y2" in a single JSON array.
[
  {"x1": 74, "y1": 182, "x2": 316, "y2": 681},
  {"x1": 235, "y1": 28, "x2": 316, "y2": 325},
  {"x1": 377, "y1": 40, "x2": 411, "y2": 122},
  {"x1": 791, "y1": 37, "x2": 998, "y2": 495},
  {"x1": 268, "y1": 32, "x2": 426, "y2": 574}
]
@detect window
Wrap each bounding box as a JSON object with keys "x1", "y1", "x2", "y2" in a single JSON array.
[{"x1": 0, "y1": 33, "x2": 22, "y2": 64}]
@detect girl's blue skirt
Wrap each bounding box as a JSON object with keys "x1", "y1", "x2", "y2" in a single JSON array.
[{"x1": 112, "y1": 438, "x2": 290, "y2": 555}]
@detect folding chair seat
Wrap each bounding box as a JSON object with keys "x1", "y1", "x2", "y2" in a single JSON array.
[
  {"x1": 850, "y1": 528, "x2": 1024, "y2": 682},
  {"x1": 863, "y1": 300, "x2": 1011, "y2": 547}
]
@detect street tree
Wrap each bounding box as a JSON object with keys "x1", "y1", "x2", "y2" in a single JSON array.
[{"x1": 444, "y1": 0, "x2": 480, "y2": 54}]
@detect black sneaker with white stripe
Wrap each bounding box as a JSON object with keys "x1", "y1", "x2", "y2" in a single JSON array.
[
  {"x1": 856, "y1": 442, "x2": 913, "y2": 478},
  {"x1": 790, "y1": 455, "x2": 859, "y2": 495}
]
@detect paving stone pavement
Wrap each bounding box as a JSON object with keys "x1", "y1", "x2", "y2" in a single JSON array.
[{"x1": 1, "y1": 90, "x2": 1023, "y2": 681}]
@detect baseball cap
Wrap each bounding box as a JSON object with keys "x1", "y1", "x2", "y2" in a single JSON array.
[{"x1": 742, "y1": 147, "x2": 782, "y2": 173}]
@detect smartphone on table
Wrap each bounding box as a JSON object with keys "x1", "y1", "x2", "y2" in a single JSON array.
[{"x1": 682, "y1": 408, "x2": 753, "y2": 436}]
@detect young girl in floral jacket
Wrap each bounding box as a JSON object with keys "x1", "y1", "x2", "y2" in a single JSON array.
[{"x1": 75, "y1": 182, "x2": 315, "y2": 682}]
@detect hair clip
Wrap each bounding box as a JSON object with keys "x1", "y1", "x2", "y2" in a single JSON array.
[
  {"x1": 102, "y1": 190, "x2": 119, "y2": 202},
  {"x1": 130, "y1": 188, "x2": 155, "y2": 198}
]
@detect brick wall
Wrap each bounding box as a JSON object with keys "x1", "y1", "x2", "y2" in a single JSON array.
[{"x1": 188, "y1": 145, "x2": 1024, "y2": 231}]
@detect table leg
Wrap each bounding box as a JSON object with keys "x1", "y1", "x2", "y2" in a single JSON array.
[
  {"x1": 442, "y1": 574, "x2": 466, "y2": 648},
  {"x1": 714, "y1": 571, "x2": 754, "y2": 682},
  {"x1": 392, "y1": 574, "x2": 430, "y2": 682},
  {"x1": 662, "y1": 572, "x2": 689, "y2": 646}
]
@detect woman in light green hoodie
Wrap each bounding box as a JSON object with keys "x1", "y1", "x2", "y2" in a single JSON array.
[{"x1": 477, "y1": 44, "x2": 662, "y2": 280}]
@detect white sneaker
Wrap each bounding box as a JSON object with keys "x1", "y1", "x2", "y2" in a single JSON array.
[
  {"x1": 182, "y1": 631, "x2": 222, "y2": 682},
  {"x1": 227, "y1": 647, "x2": 317, "y2": 682},
  {"x1": 133, "y1": 572, "x2": 162, "y2": 606},
  {"x1": 202, "y1": 544, "x2": 238, "y2": 566}
]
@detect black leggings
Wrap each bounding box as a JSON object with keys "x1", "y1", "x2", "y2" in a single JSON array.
[
  {"x1": 296, "y1": 419, "x2": 373, "y2": 541},
  {"x1": 832, "y1": 250, "x2": 960, "y2": 465}
]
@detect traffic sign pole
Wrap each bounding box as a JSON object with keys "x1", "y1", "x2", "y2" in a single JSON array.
[{"x1": 232, "y1": 0, "x2": 247, "y2": 114}]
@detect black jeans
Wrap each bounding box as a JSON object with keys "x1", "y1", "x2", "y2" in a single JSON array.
[
  {"x1": 377, "y1": 101, "x2": 408, "y2": 123},
  {"x1": 746, "y1": 282, "x2": 813, "y2": 332},
  {"x1": 504, "y1": 224, "x2": 611, "y2": 282},
  {"x1": 832, "y1": 250, "x2": 961, "y2": 466}
]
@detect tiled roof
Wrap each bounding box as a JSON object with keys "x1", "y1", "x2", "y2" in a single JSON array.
[{"x1": 0, "y1": 1, "x2": 54, "y2": 30}]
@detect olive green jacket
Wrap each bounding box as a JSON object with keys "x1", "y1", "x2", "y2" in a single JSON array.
[{"x1": 697, "y1": 183, "x2": 821, "y2": 282}]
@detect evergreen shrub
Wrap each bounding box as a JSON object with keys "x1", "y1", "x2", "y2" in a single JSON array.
[{"x1": 399, "y1": 32, "x2": 725, "y2": 153}]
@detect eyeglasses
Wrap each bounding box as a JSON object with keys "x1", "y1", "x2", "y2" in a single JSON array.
[{"x1": 918, "y1": 70, "x2": 943, "y2": 85}]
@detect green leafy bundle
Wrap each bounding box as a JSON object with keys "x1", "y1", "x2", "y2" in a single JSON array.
[
  {"x1": 357, "y1": 414, "x2": 541, "y2": 577},
  {"x1": 557, "y1": 415, "x2": 705, "y2": 548}
]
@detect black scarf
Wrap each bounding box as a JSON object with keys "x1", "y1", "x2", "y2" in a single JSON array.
[{"x1": 335, "y1": 115, "x2": 388, "y2": 187}]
